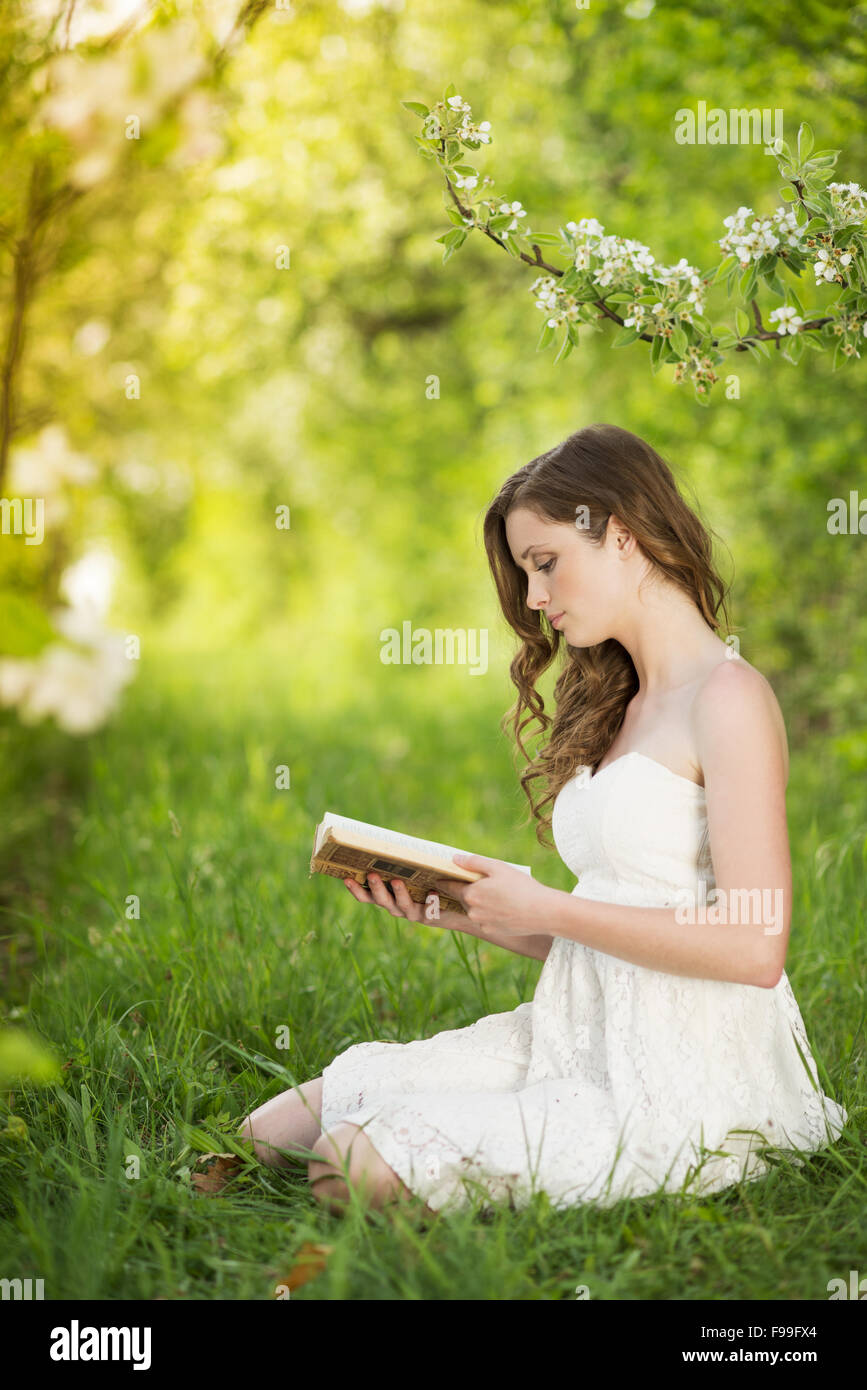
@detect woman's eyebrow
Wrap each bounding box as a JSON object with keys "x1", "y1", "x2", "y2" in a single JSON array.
[{"x1": 520, "y1": 543, "x2": 548, "y2": 559}]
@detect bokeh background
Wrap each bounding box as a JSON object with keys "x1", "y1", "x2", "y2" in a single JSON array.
[{"x1": 0, "y1": 0, "x2": 864, "y2": 1300}]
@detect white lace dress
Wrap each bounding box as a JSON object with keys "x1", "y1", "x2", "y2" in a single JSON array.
[{"x1": 319, "y1": 752, "x2": 848, "y2": 1213}]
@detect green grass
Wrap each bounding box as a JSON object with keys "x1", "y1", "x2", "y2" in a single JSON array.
[{"x1": 0, "y1": 646, "x2": 864, "y2": 1301}]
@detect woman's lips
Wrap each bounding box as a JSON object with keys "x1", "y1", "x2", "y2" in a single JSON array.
[{"x1": 550, "y1": 612, "x2": 564, "y2": 628}]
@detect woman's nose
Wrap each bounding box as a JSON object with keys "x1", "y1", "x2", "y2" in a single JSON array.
[{"x1": 526, "y1": 578, "x2": 549, "y2": 610}]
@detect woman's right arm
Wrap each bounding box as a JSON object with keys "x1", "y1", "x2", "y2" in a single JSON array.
[{"x1": 343, "y1": 873, "x2": 553, "y2": 962}]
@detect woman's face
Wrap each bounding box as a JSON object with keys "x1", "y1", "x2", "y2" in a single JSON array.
[{"x1": 505, "y1": 506, "x2": 632, "y2": 646}]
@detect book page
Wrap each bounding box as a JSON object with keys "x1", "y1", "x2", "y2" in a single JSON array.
[{"x1": 317, "y1": 810, "x2": 530, "y2": 875}]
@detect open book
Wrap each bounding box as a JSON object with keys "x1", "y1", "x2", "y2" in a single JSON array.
[{"x1": 310, "y1": 811, "x2": 532, "y2": 918}]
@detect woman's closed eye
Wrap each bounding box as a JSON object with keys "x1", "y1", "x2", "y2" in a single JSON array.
[{"x1": 536, "y1": 559, "x2": 555, "y2": 573}]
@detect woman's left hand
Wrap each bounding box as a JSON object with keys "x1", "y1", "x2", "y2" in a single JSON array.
[{"x1": 432, "y1": 853, "x2": 556, "y2": 938}]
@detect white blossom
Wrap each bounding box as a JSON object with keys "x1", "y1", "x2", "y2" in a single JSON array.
[
  {"x1": 768, "y1": 305, "x2": 803, "y2": 335},
  {"x1": 828, "y1": 181, "x2": 867, "y2": 221},
  {"x1": 813, "y1": 248, "x2": 838, "y2": 282},
  {"x1": 718, "y1": 204, "x2": 804, "y2": 266}
]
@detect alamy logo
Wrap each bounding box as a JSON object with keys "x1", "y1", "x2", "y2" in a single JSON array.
[
  {"x1": 49, "y1": 1320, "x2": 152, "y2": 1370},
  {"x1": 827, "y1": 491, "x2": 867, "y2": 534},
  {"x1": 0, "y1": 496, "x2": 44, "y2": 544},
  {"x1": 827, "y1": 1269, "x2": 867, "y2": 1299},
  {"x1": 0, "y1": 1277, "x2": 44, "y2": 1299},
  {"x1": 380, "y1": 622, "x2": 488, "y2": 675},
  {"x1": 674, "y1": 103, "x2": 783, "y2": 151},
  {"x1": 673, "y1": 882, "x2": 785, "y2": 935}
]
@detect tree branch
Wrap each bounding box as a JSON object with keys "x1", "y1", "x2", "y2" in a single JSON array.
[{"x1": 444, "y1": 161, "x2": 840, "y2": 358}]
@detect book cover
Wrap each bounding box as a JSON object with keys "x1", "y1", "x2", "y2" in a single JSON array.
[{"x1": 309, "y1": 811, "x2": 532, "y2": 918}]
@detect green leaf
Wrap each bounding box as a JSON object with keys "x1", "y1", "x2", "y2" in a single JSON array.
[
  {"x1": 528, "y1": 233, "x2": 561, "y2": 246},
  {"x1": 566, "y1": 320, "x2": 582, "y2": 346},
  {"x1": 744, "y1": 336, "x2": 770, "y2": 359},
  {"x1": 779, "y1": 185, "x2": 796, "y2": 203},
  {"x1": 782, "y1": 334, "x2": 805, "y2": 364},
  {"x1": 612, "y1": 326, "x2": 641, "y2": 347},
  {"x1": 537, "y1": 320, "x2": 556, "y2": 351},
  {"x1": 553, "y1": 333, "x2": 574, "y2": 364},
  {"x1": 713, "y1": 330, "x2": 738, "y2": 350},
  {"x1": 788, "y1": 287, "x2": 805, "y2": 317},
  {"x1": 797, "y1": 122, "x2": 814, "y2": 161},
  {"x1": 714, "y1": 256, "x2": 739, "y2": 282},
  {"x1": 670, "y1": 325, "x2": 688, "y2": 356},
  {"x1": 738, "y1": 265, "x2": 758, "y2": 299},
  {"x1": 735, "y1": 307, "x2": 750, "y2": 337},
  {"x1": 402, "y1": 101, "x2": 430, "y2": 118}
]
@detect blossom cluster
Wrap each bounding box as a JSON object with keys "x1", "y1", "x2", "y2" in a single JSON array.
[
  {"x1": 529, "y1": 218, "x2": 708, "y2": 341},
  {"x1": 454, "y1": 181, "x2": 529, "y2": 234},
  {"x1": 530, "y1": 274, "x2": 581, "y2": 328},
  {"x1": 829, "y1": 307, "x2": 867, "y2": 359},
  {"x1": 421, "y1": 94, "x2": 492, "y2": 146},
  {"x1": 565, "y1": 219, "x2": 706, "y2": 314},
  {"x1": 717, "y1": 205, "x2": 805, "y2": 267},
  {"x1": 672, "y1": 348, "x2": 719, "y2": 395},
  {"x1": 828, "y1": 181, "x2": 867, "y2": 222},
  {"x1": 813, "y1": 244, "x2": 853, "y2": 283}
]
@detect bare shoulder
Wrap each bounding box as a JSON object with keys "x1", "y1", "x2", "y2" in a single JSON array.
[{"x1": 691, "y1": 656, "x2": 790, "y2": 785}]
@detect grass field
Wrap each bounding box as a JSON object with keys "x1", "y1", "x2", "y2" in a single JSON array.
[{"x1": 0, "y1": 646, "x2": 864, "y2": 1301}]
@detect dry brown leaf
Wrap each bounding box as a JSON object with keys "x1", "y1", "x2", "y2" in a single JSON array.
[
  {"x1": 274, "y1": 1242, "x2": 336, "y2": 1293},
  {"x1": 190, "y1": 1150, "x2": 244, "y2": 1195}
]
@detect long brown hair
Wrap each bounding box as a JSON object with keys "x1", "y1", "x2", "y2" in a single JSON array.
[{"x1": 483, "y1": 423, "x2": 734, "y2": 847}]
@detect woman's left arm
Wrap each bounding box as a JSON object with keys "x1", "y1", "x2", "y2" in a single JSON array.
[{"x1": 545, "y1": 660, "x2": 792, "y2": 989}]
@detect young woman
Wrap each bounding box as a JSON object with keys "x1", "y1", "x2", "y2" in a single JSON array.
[{"x1": 238, "y1": 423, "x2": 848, "y2": 1217}]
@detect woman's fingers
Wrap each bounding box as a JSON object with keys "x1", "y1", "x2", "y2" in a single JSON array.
[
  {"x1": 343, "y1": 874, "x2": 423, "y2": 921},
  {"x1": 343, "y1": 878, "x2": 371, "y2": 903},
  {"x1": 362, "y1": 872, "x2": 405, "y2": 917},
  {"x1": 390, "y1": 877, "x2": 424, "y2": 921}
]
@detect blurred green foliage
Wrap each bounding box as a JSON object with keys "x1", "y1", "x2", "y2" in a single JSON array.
[{"x1": 1, "y1": 0, "x2": 866, "y2": 887}]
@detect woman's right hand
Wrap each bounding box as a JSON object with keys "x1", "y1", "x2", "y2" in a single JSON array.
[{"x1": 342, "y1": 872, "x2": 469, "y2": 933}]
